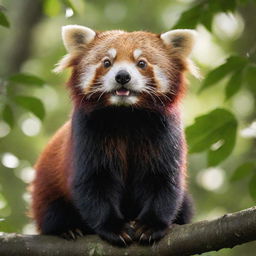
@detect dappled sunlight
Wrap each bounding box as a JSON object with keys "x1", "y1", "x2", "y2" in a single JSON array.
[
  {"x1": 0, "y1": 194, "x2": 7, "y2": 210},
  {"x1": 20, "y1": 116, "x2": 41, "y2": 137},
  {"x1": 19, "y1": 167, "x2": 35, "y2": 184},
  {"x1": 196, "y1": 167, "x2": 226, "y2": 192},
  {"x1": 232, "y1": 90, "x2": 255, "y2": 118},
  {"x1": 22, "y1": 192, "x2": 32, "y2": 204},
  {"x1": 0, "y1": 121, "x2": 10, "y2": 138},
  {"x1": 240, "y1": 121, "x2": 256, "y2": 138},
  {"x1": 1, "y1": 153, "x2": 19, "y2": 169},
  {"x1": 22, "y1": 223, "x2": 37, "y2": 235},
  {"x1": 161, "y1": 5, "x2": 182, "y2": 29},
  {"x1": 213, "y1": 12, "x2": 244, "y2": 40},
  {"x1": 193, "y1": 25, "x2": 227, "y2": 67},
  {"x1": 65, "y1": 8, "x2": 74, "y2": 18}
]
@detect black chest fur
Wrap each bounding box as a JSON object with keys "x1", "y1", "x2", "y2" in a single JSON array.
[
  {"x1": 40, "y1": 106, "x2": 192, "y2": 245},
  {"x1": 72, "y1": 107, "x2": 182, "y2": 178},
  {"x1": 71, "y1": 107, "x2": 184, "y2": 219}
]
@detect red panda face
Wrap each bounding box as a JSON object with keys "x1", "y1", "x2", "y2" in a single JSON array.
[{"x1": 55, "y1": 26, "x2": 197, "y2": 111}]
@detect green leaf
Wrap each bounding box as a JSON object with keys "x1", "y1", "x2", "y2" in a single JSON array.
[
  {"x1": 172, "y1": 0, "x2": 244, "y2": 31},
  {"x1": 172, "y1": 4, "x2": 201, "y2": 29},
  {"x1": 43, "y1": 0, "x2": 62, "y2": 16},
  {"x1": 231, "y1": 162, "x2": 256, "y2": 182},
  {"x1": 200, "y1": 9, "x2": 214, "y2": 31},
  {"x1": 199, "y1": 56, "x2": 249, "y2": 93},
  {"x1": 14, "y1": 96, "x2": 45, "y2": 120},
  {"x1": 2, "y1": 104, "x2": 14, "y2": 127},
  {"x1": 220, "y1": 0, "x2": 237, "y2": 11},
  {"x1": 237, "y1": 0, "x2": 251, "y2": 4},
  {"x1": 207, "y1": 120, "x2": 237, "y2": 166},
  {"x1": 208, "y1": 1, "x2": 222, "y2": 13},
  {"x1": 186, "y1": 108, "x2": 237, "y2": 166},
  {"x1": 0, "y1": 10, "x2": 10, "y2": 28},
  {"x1": 9, "y1": 73, "x2": 45, "y2": 86},
  {"x1": 245, "y1": 64, "x2": 256, "y2": 94},
  {"x1": 225, "y1": 69, "x2": 244, "y2": 100},
  {"x1": 249, "y1": 174, "x2": 256, "y2": 200}
]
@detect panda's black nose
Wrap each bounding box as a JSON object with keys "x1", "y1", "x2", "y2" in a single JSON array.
[{"x1": 115, "y1": 70, "x2": 131, "y2": 85}]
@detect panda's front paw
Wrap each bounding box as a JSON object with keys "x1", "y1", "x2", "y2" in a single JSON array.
[
  {"x1": 133, "y1": 221, "x2": 167, "y2": 245},
  {"x1": 60, "y1": 228, "x2": 84, "y2": 240},
  {"x1": 97, "y1": 223, "x2": 133, "y2": 247}
]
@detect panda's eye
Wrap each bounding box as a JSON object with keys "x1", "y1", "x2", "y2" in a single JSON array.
[
  {"x1": 103, "y1": 59, "x2": 112, "y2": 68},
  {"x1": 137, "y1": 60, "x2": 147, "y2": 69}
]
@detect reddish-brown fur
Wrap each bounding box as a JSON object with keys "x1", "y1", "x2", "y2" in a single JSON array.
[
  {"x1": 31, "y1": 29, "x2": 191, "y2": 233},
  {"x1": 31, "y1": 122, "x2": 72, "y2": 229}
]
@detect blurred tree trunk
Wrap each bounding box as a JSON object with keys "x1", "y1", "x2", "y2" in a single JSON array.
[{"x1": 2, "y1": 0, "x2": 43, "y2": 76}]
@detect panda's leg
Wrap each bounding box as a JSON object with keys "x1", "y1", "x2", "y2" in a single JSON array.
[
  {"x1": 173, "y1": 193, "x2": 194, "y2": 225},
  {"x1": 40, "y1": 197, "x2": 93, "y2": 239}
]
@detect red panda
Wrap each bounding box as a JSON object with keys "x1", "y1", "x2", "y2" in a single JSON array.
[{"x1": 30, "y1": 25, "x2": 197, "y2": 247}]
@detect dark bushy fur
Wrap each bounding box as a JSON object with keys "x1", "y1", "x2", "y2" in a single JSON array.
[{"x1": 41, "y1": 106, "x2": 193, "y2": 246}]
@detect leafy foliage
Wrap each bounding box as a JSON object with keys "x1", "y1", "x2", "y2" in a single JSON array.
[
  {"x1": 186, "y1": 108, "x2": 238, "y2": 166},
  {"x1": 249, "y1": 174, "x2": 256, "y2": 200},
  {"x1": 9, "y1": 73, "x2": 45, "y2": 87},
  {"x1": 231, "y1": 162, "x2": 256, "y2": 200},
  {"x1": 2, "y1": 104, "x2": 14, "y2": 127},
  {"x1": 199, "y1": 56, "x2": 250, "y2": 100},
  {"x1": 245, "y1": 64, "x2": 256, "y2": 94},
  {"x1": 231, "y1": 162, "x2": 256, "y2": 181},
  {"x1": 199, "y1": 54, "x2": 256, "y2": 101},
  {"x1": 225, "y1": 70, "x2": 244, "y2": 100},
  {"x1": 0, "y1": 73, "x2": 46, "y2": 128},
  {"x1": 14, "y1": 96, "x2": 45, "y2": 120},
  {"x1": 173, "y1": 0, "x2": 256, "y2": 31},
  {"x1": 0, "y1": 9, "x2": 10, "y2": 28}
]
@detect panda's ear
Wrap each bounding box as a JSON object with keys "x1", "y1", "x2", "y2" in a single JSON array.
[
  {"x1": 62, "y1": 25, "x2": 96, "y2": 52},
  {"x1": 160, "y1": 29, "x2": 197, "y2": 57}
]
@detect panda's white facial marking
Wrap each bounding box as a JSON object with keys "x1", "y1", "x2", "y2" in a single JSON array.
[
  {"x1": 78, "y1": 49, "x2": 117, "y2": 91},
  {"x1": 152, "y1": 65, "x2": 169, "y2": 93},
  {"x1": 78, "y1": 48, "x2": 170, "y2": 106},
  {"x1": 102, "y1": 61, "x2": 147, "y2": 92},
  {"x1": 78, "y1": 63, "x2": 101, "y2": 90},
  {"x1": 133, "y1": 49, "x2": 142, "y2": 60},
  {"x1": 101, "y1": 61, "x2": 148, "y2": 105},
  {"x1": 107, "y1": 48, "x2": 117, "y2": 59},
  {"x1": 109, "y1": 95, "x2": 139, "y2": 105},
  {"x1": 133, "y1": 48, "x2": 169, "y2": 93}
]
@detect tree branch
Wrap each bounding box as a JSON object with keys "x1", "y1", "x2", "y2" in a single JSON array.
[{"x1": 0, "y1": 206, "x2": 256, "y2": 256}]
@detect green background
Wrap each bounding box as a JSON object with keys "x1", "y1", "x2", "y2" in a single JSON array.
[{"x1": 0, "y1": 0, "x2": 256, "y2": 255}]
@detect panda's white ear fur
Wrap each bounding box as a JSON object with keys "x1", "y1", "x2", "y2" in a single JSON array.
[
  {"x1": 160, "y1": 29, "x2": 197, "y2": 57},
  {"x1": 62, "y1": 25, "x2": 96, "y2": 52},
  {"x1": 53, "y1": 25, "x2": 96, "y2": 73}
]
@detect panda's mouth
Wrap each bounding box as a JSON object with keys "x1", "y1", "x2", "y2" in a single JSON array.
[{"x1": 115, "y1": 88, "x2": 130, "y2": 96}]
